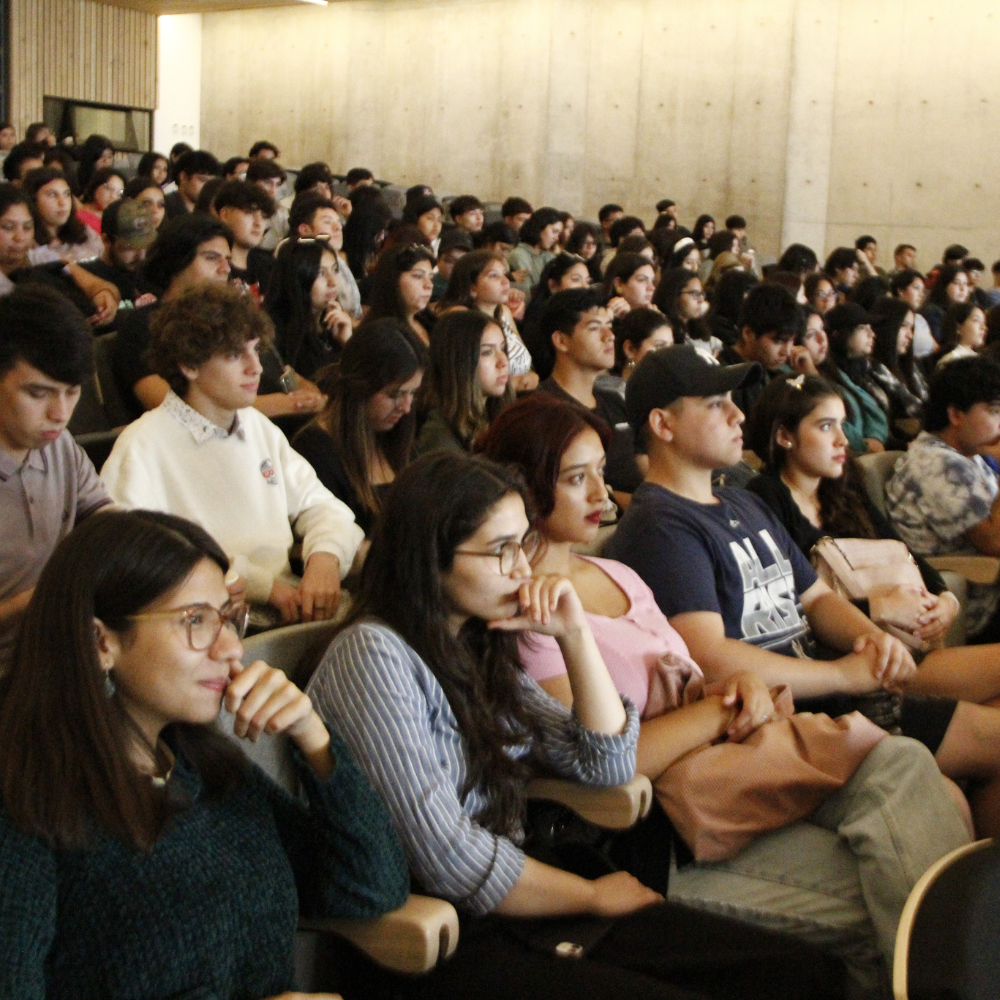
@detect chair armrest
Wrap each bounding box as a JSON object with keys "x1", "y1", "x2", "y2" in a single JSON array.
[
  {"x1": 299, "y1": 894, "x2": 459, "y2": 974},
  {"x1": 527, "y1": 774, "x2": 653, "y2": 830},
  {"x1": 926, "y1": 555, "x2": 1000, "y2": 585}
]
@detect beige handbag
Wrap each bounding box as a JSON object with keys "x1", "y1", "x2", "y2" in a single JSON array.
[{"x1": 811, "y1": 536, "x2": 931, "y2": 652}]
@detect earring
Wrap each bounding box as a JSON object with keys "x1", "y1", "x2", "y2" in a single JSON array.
[
  {"x1": 625, "y1": 359, "x2": 636, "y2": 374},
  {"x1": 103, "y1": 669, "x2": 116, "y2": 699},
  {"x1": 782, "y1": 441, "x2": 792, "y2": 449}
]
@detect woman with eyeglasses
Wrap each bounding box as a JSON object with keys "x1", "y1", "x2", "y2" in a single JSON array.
[
  {"x1": 805, "y1": 273, "x2": 838, "y2": 316},
  {"x1": 77, "y1": 167, "x2": 126, "y2": 234},
  {"x1": 438, "y1": 248, "x2": 539, "y2": 391},
  {"x1": 362, "y1": 242, "x2": 436, "y2": 347},
  {"x1": 652, "y1": 268, "x2": 712, "y2": 360},
  {"x1": 0, "y1": 508, "x2": 409, "y2": 1000},
  {"x1": 416, "y1": 309, "x2": 513, "y2": 456},
  {"x1": 306, "y1": 450, "x2": 847, "y2": 1000},
  {"x1": 293, "y1": 318, "x2": 427, "y2": 537},
  {"x1": 264, "y1": 237, "x2": 353, "y2": 382}
]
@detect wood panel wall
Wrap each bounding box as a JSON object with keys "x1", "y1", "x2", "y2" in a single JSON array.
[{"x1": 9, "y1": 0, "x2": 157, "y2": 130}]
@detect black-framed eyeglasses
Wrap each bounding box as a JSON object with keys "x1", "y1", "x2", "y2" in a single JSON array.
[
  {"x1": 128, "y1": 603, "x2": 249, "y2": 651},
  {"x1": 454, "y1": 531, "x2": 543, "y2": 575}
]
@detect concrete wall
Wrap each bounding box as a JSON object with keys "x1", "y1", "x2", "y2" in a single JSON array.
[{"x1": 197, "y1": 0, "x2": 1000, "y2": 269}]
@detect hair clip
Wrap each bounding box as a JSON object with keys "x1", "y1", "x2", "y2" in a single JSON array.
[{"x1": 787, "y1": 374, "x2": 805, "y2": 390}]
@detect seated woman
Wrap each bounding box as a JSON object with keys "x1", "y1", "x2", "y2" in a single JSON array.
[
  {"x1": 264, "y1": 236, "x2": 353, "y2": 382},
  {"x1": 921, "y1": 264, "x2": 970, "y2": 346},
  {"x1": 437, "y1": 248, "x2": 537, "y2": 391},
  {"x1": 691, "y1": 214, "x2": 715, "y2": 256},
  {"x1": 820, "y1": 303, "x2": 890, "y2": 454},
  {"x1": 708, "y1": 267, "x2": 758, "y2": 347},
  {"x1": 136, "y1": 150, "x2": 170, "y2": 188},
  {"x1": 0, "y1": 509, "x2": 409, "y2": 1000},
  {"x1": 507, "y1": 206, "x2": 562, "y2": 294},
  {"x1": 520, "y1": 251, "x2": 591, "y2": 362},
  {"x1": 361, "y1": 241, "x2": 436, "y2": 345},
  {"x1": 306, "y1": 450, "x2": 848, "y2": 1000},
  {"x1": 565, "y1": 220, "x2": 604, "y2": 282},
  {"x1": 293, "y1": 318, "x2": 426, "y2": 536},
  {"x1": 597, "y1": 307, "x2": 674, "y2": 397},
  {"x1": 416, "y1": 309, "x2": 512, "y2": 455},
  {"x1": 124, "y1": 175, "x2": 167, "y2": 231},
  {"x1": 745, "y1": 374, "x2": 1000, "y2": 832},
  {"x1": 932, "y1": 301, "x2": 987, "y2": 370},
  {"x1": 22, "y1": 166, "x2": 104, "y2": 264},
  {"x1": 867, "y1": 296, "x2": 925, "y2": 436},
  {"x1": 76, "y1": 167, "x2": 126, "y2": 234},
  {"x1": 602, "y1": 252, "x2": 656, "y2": 318},
  {"x1": 474, "y1": 399, "x2": 968, "y2": 998}
]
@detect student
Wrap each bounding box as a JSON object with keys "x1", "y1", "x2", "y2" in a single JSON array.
[
  {"x1": 438, "y1": 248, "x2": 536, "y2": 391},
  {"x1": 247, "y1": 159, "x2": 288, "y2": 250},
  {"x1": 866, "y1": 296, "x2": 925, "y2": 427},
  {"x1": 887, "y1": 357, "x2": 1000, "y2": 643},
  {"x1": 479, "y1": 220, "x2": 518, "y2": 256},
  {"x1": 932, "y1": 301, "x2": 987, "y2": 369},
  {"x1": 501, "y1": 195, "x2": 533, "y2": 234},
  {"x1": 248, "y1": 139, "x2": 280, "y2": 160},
  {"x1": 448, "y1": 194, "x2": 485, "y2": 234},
  {"x1": 79, "y1": 198, "x2": 158, "y2": 313},
  {"x1": 598, "y1": 202, "x2": 625, "y2": 244},
  {"x1": 566, "y1": 221, "x2": 604, "y2": 281},
  {"x1": 124, "y1": 175, "x2": 167, "y2": 231},
  {"x1": 416, "y1": 310, "x2": 511, "y2": 455},
  {"x1": 0, "y1": 122, "x2": 15, "y2": 161},
  {"x1": 691, "y1": 214, "x2": 715, "y2": 255},
  {"x1": 263, "y1": 237, "x2": 353, "y2": 382},
  {"x1": 102, "y1": 284, "x2": 364, "y2": 625},
  {"x1": 430, "y1": 227, "x2": 473, "y2": 302},
  {"x1": 603, "y1": 252, "x2": 656, "y2": 315},
  {"x1": 822, "y1": 303, "x2": 891, "y2": 453},
  {"x1": 602, "y1": 216, "x2": 647, "y2": 275},
  {"x1": 402, "y1": 194, "x2": 444, "y2": 254},
  {"x1": 892, "y1": 244, "x2": 918, "y2": 275},
  {"x1": 307, "y1": 450, "x2": 846, "y2": 1000},
  {"x1": 362, "y1": 242, "x2": 436, "y2": 345},
  {"x1": 600, "y1": 307, "x2": 674, "y2": 397},
  {"x1": 921, "y1": 263, "x2": 969, "y2": 345},
  {"x1": 23, "y1": 167, "x2": 104, "y2": 263},
  {"x1": 76, "y1": 167, "x2": 126, "y2": 234},
  {"x1": 889, "y1": 267, "x2": 935, "y2": 357},
  {"x1": 521, "y1": 252, "x2": 593, "y2": 358},
  {"x1": 537, "y1": 287, "x2": 643, "y2": 496},
  {"x1": 136, "y1": 151, "x2": 170, "y2": 187},
  {"x1": 293, "y1": 318, "x2": 426, "y2": 535},
  {"x1": 651, "y1": 267, "x2": 704, "y2": 349},
  {"x1": 163, "y1": 150, "x2": 222, "y2": 220},
  {"x1": 480, "y1": 392, "x2": 970, "y2": 997},
  {"x1": 289, "y1": 160, "x2": 335, "y2": 203},
  {"x1": 212, "y1": 179, "x2": 277, "y2": 302},
  {"x1": 111, "y1": 215, "x2": 234, "y2": 420},
  {"x1": 507, "y1": 207, "x2": 562, "y2": 293},
  {"x1": 288, "y1": 192, "x2": 363, "y2": 322},
  {"x1": 343, "y1": 186, "x2": 394, "y2": 280},
  {"x1": 222, "y1": 155, "x2": 250, "y2": 181},
  {"x1": 0, "y1": 507, "x2": 408, "y2": 999},
  {"x1": 717, "y1": 282, "x2": 799, "y2": 412},
  {"x1": 825, "y1": 248, "x2": 861, "y2": 297},
  {"x1": 0, "y1": 286, "x2": 112, "y2": 674},
  {"x1": 345, "y1": 166, "x2": 374, "y2": 192},
  {"x1": 1, "y1": 142, "x2": 45, "y2": 185}
]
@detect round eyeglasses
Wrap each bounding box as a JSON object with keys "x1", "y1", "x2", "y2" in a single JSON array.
[
  {"x1": 454, "y1": 531, "x2": 543, "y2": 575},
  {"x1": 127, "y1": 603, "x2": 250, "y2": 651}
]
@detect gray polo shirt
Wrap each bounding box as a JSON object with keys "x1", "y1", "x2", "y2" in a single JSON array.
[{"x1": 0, "y1": 431, "x2": 111, "y2": 673}]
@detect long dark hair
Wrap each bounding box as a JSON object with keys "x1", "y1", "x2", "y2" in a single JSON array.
[
  {"x1": 314, "y1": 318, "x2": 427, "y2": 516},
  {"x1": 424, "y1": 310, "x2": 513, "y2": 447},
  {"x1": 76, "y1": 133, "x2": 114, "y2": 190},
  {"x1": 0, "y1": 511, "x2": 245, "y2": 851},
  {"x1": 364, "y1": 243, "x2": 435, "y2": 325},
  {"x1": 264, "y1": 237, "x2": 336, "y2": 371},
  {"x1": 22, "y1": 167, "x2": 90, "y2": 246},
  {"x1": 345, "y1": 453, "x2": 547, "y2": 837},
  {"x1": 935, "y1": 301, "x2": 982, "y2": 358},
  {"x1": 745, "y1": 375, "x2": 877, "y2": 539},
  {"x1": 870, "y1": 296, "x2": 916, "y2": 384},
  {"x1": 342, "y1": 186, "x2": 393, "y2": 279},
  {"x1": 651, "y1": 267, "x2": 700, "y2": 343}
]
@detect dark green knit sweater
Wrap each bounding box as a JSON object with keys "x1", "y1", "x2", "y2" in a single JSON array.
[{"x1": 0, "y1": 732, "x2": 409, "y2": 1000}]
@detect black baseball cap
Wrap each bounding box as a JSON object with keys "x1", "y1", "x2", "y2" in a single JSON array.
[{"x1": 625, "y1": 345, "x2": 762, "y2": 433}]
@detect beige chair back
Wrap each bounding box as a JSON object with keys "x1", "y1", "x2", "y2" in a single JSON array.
[{"x1": 855, "y1": 450, "x2": 906, "y2": 517}]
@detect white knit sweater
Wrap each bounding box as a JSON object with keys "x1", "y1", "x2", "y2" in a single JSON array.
[{"x1": 101, "y1": 393, "x2": 364, "y2": 602}]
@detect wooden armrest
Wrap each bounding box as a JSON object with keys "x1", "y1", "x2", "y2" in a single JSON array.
[
  {"x1": 527, "y1": 774, "x2": 653, "y2": 830},
  {"x1": 926, "y1": 556, "x2": 1000, "y2": 586},
  {"x1": 300, "y1": 894, "x2": 459, "y2": 974}
]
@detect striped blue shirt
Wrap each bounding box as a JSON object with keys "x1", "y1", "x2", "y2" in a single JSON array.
[{"x1": 308, "y1": 620, "x2": 639, "y2": 915}]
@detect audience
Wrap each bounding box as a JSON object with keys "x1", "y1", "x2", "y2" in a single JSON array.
[
  {"x1": 102, "y1": 284, "x2": 363, "y2": 626},
  {"x1": 163, "y1": 149, "x2": 222, "y2": 219},
  {"x1": 23, "y1": 166, "x2": 104, "y2": 263},
  {"x1": 306, "y1": 450, "x2": 846, "y2": 1000}
]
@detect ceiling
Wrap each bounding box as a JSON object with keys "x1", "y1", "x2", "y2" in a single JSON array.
[{"x1": 97, "y1": 0, "x2": 328, "y2": 13}]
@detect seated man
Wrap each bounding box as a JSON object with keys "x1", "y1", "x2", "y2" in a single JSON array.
[
  {"x1": 249, "y1": 159, "x2": 289, "y2": 252},
  {"x1": 163, "y1": 150, "x2": 221, "y2": 219},
  {"x1": 79, "y1": 198, "x2": 158, "y2": 316},
  {"x1": 500, "y1": 196, "x2": 532, "y2": 235},
  {"x1": 1, "y1": 142, "x2": 45, "y2": 185},
  {"x1": 606, "y1": 344, "x2": 1000, "y2": 835},
  {"x1": 213, "y1": 179, "x2": 277, "y2": 302},
  {"x1": 0, "y1": 286, "x2": 112, "y2": 673},
  {"x1": 101, "y1": 284, "x2": 363, "y2": 625},
  {"x1": 887, "y1": 356, "x2": 1000, "y2": 642},
  {"x1": 345, "y1": 167, "x2": 374, "y2": 192},
  {"x1": 537, "y1": 287, "x2": 643, "y2": 497},
  {"x1": 448, "y1": 195, "x2": 484, "y2": 235},
  {"x1": 111, "y1": 214, "x2": 233, "y2": 420},
  {"x1": 718, "y1": 282, "x2": 800, "y2": 415}
]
